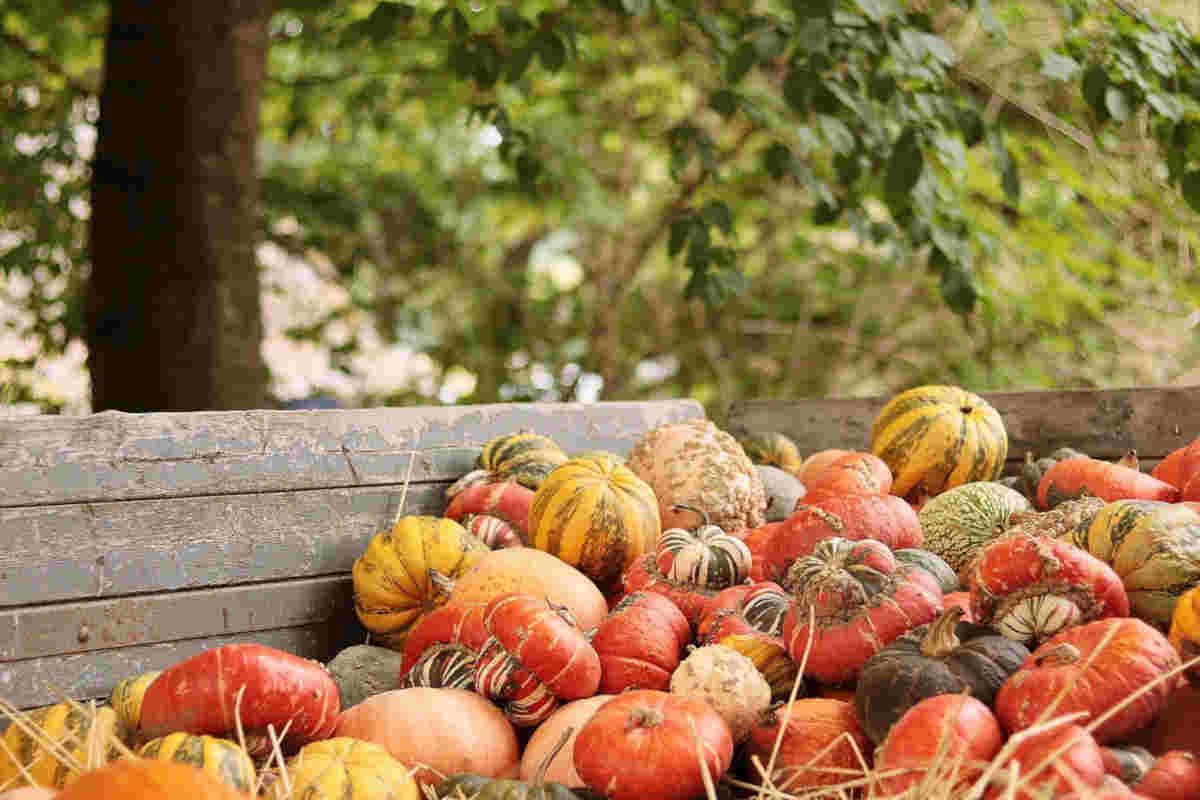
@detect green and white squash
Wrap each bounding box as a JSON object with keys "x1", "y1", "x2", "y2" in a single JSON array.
[
  {"x1": 894, "y1": 548, "x2": 960, "y2": 594},
  {"x1": 655, "y1": 505, "x2": 753, "y2": 590},
  {"x1": 918, "y1": 481, "x2": 1032, "y2": 577}
]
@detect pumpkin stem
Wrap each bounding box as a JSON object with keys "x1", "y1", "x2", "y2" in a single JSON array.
[
  {"x1": 793, "y1": 505, "x2": 845, "y2": 533},
  {"x1": 626, "y1": 706, "x2": 665, "y2": 731},
  {"x1": 671, "y1": 504, "x2": 711, "y2": 528},
  {"x1": 531, "y1": 725, "x2": 576, "y2": 787},
  {"x1": 919, "y1": 606, "x2": 965, "y2": 658},
  {"x1": 1033, "y1": 642, "x2": 1082, "y2": 667},
  {"x1": 428, "y1": 568, "x2": 456, "y2": 604}
]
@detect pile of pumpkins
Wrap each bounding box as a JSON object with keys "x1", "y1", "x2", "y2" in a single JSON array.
[{"x1": 5, "y1": 384, "x2": 1200, "y2": 800}]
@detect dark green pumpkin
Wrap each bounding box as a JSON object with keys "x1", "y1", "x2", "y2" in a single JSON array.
[
  {"x1": 894, "y1": 548, "x2": 960, "y2": 594},
  {"x1": 1018, "y1": 448, "x2": 1089, "y2": 503},
  {"x1": 399, "y1": 642, "x2": 477, "y2": 691},
  {"x1": 853, "y1": 606, "x2": 1030, "y2": 745}
]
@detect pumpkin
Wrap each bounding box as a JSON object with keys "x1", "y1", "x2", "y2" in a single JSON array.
[
  {"x1": 869, "y1": 384, "x2": 1009, "y2": 503},
  {"x1": 399, "y1": 601, "x2": 489, "y2": 677},
  {"x1": 617, "y1": 555, "x2": 726, "y2": 630},
  {"x1": 982, "y1": 723, "x2": 1107, "y2": 800},
  {"x1": 1102, "y1": 745, "x2": 1156, "y2": 786},
  {"x1": 737, "y1": 431, "x2": 804, "y2": 475},
  {"x1": 755, "y1": 465, "x2": 806, "y2": 523},
  {"x1": 1018, "y1": 447, "x2": 1090, "y2": 502},
  {"x1": 743, "y1": 521, "x2": 783, "y2": 583},
  {"x1": 995, "y1": 616, "x2": 1181, "y2": 745},
  {"x1": 326, "y1": 645, "x2": 408, "y2": 710},
  {"x1": 802, "y1": 451, "x2": 892, "y2": 499},
  {"x1": 520, "y1": 696, "x2": 617, "y2": 788},
  {"x1": 591, "y1": 591, "x2": 691, "y2": 694},
  {"x1": 572, "y1": 689, "x2": 734, "y2": 800},
  {"x1": 966, "y1": 531, "x2": 1130, "y2": 646},
  {"x1": 282, "y1": 737, "x2": 419, "y2": 800},
  {"x1": 1152, "y1": 439, "x2": 1200, "y2": 489},
  {"x1": 1004, "y1": 495, "x2": 1108, "y2": 541},
  {"x1": 668, "y1": 644, "x2": 772, "y2": 744},
  {"x1": 474, "y1": 593, "x2": 602, "y2": 727},
  {"x1": 54, "y1": 759, "x2": 251, "y2": 800},
  {"x1": 1068, "y1": 500, "x2": 1200, "y2": 628},
  {"x1": 352, "y1": 515, "x2": 491, "y2": 649},
  {"x1": 854, "y1": 606, "x2": 1031, "y2": 745},
  {"x1": 0, "y1": 703, "x2": 126, "y2": 790},
  {"x1": 894, "y1": 547, "x2": 960, "y2": 593},
  {"x1": 1135, "y1": 751, "x2": 1200, "y2": 800},
  {"x1": 781, "y1": 536, "x2": 943, "y2": 685},
  {"x1": 334, "y1": 688, "x2": 520, "y2": 789},
  {"x1": 1125, "y1": 683, "x2": 1200, "y2": 757},
  {"x1": 433, "y1": 774, "x2": 597, "y2": 800},
  {"x1": 740, "y1": 698, "x2": 870, "y2": 793},
  {"x1": 625, "y1": 418, "x2": 767, "y2": 536},
  {"x1": 399, "y1": 642, "x2": 477, "y2": 690},
  {"x1": 528, "y1": 455, "x2": 660, "y2": 594},
  {"x1": 448, "y1": 432, "x2": 569, "y2": 498},
  {"x1": 109, "y1": 670, "x2": 161, "y2": 733},
  {"x1": 1062, "y1": 775, "x2": 1155, "y2": 800},
  {"x1": 138, "y1": 643, "x2": 340, "y2": 757},
  {"x1": 1168, "y1": 584, "x2": 1200, "y2": 684},
  {"x1": 0, "y1": 788, "x2": 57, "y2": 800},
  {"x1": 654, "y1": 505, "x2": 752, "y2": 590},
  {"x1": 1039, "y1": 452, "x2": 1180, "y2": 510},
  {"x1": 696, "y1": 582, "x2": 796, "y2": 697},
  {"x1": 137, "y1": 734, "x2": 255, "y2": 794},
  {"x1": 917, "y1": 481, "x2": 1032, "y2": 577},
  {"x1": 796, "y1": 449, "x2": 853, "y2": 486},
  {"x1": 942, "y1": 590, "x2": 976, "y2": 621},
  {"x1": 445, "y1": 481, "x2": 535, "y2": 549},
  {"x1": 873, "y1": 693, "x2": 1006, "y2": 796},
  {"x1": 441, "y1": 547, "x2": 609, "y2": 635}
]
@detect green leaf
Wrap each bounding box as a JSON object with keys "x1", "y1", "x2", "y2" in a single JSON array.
[
  {"x1": 940, "y1": 262, "x2": 979, "y2": 314},
  {"x1": 452, "y1": 8, "x2": 470, "y2": 37},
  {"x1": 812, "y1": 200, "x2": 841, "y2": 225},
  {"x1": 782, "y1": 67, "x2": 811, "y2": 111},
  {"x1": 921, "y1": 33, "x2": 955, "y2": 67},
  {"x1": 854, "y1": 0, "x2": 893, "y2": 23},
  {"x1": 506, "y1": 45, "x2": 535, "y2": 82},
  {"x1": 793, "y1": 0, "x2": 834, "y2": 21},
  {"x1": 958, "y1": 107, "x2": 984, "y2": 147},
  {"x1": 1183, "y1": 170, "x2": 1200, "y2": 214},
  {"x1": 686, "y1": 225, "x2": 711, "y2": 268},
  {"x1": 622, "y1": 0, "x2": 651, "y2": 13},
  {"x1": 976, "y1": 0, "x2": 1004, "y2": 35},
  {"x1": 702, "y1": 201, "x2": 734, "y2": 235},
  {"x1": 1041, "y1": 51, "x2": 1080, "y2": 82},
  {"x1": 990, "y1": 132, "x2": 1020, "y2": 204},
  {"x1": 1105, "y1": 86, "x2": 1130, "y2": 122},
  {"x1": 884, "y1": 126, "x2": 923, "y2": 214},
  {"x1": 818, "y1": 114, "x2": 855, "y2": 155},
  {"x1": 933, "y1": 132, "x2": 967, "y2": 173},
  {"x1": 497, "y1": 6, "x2": 530, "y2": 34},
  {"x1": 1082, "y1": 65, "x2": 1110, "y2": 123},
  {"x1": 536, "y1": 32, "x2": 567, "y2": 73},
  {"x1": 669, "y1": 216, "x2": 693, "y2": 257},
  {"x1": 1146, "y1": 93, "x2": 1183, "y2": 121},
  {"x1": 834, "y1": 151, "x2": 860, "y2": 185},
  {"x1": 794, "y1": 124, "x2": 821, "y2": 156},
  {"x1": 763, "y1": 143, "x2": 793, "y2": 179},
  {"x1": 710, "y1": 89, "x2": 740, "y2": 118},
  {"x1": 727, "y1": 41, "x2": 758, "y2": 83}
]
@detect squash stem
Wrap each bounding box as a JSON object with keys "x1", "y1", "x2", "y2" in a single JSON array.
[
  {"x1": 532, "y1": 725, "x2": 575, "y2": 787},
  {"x1": 919, "y1": 606, "x2": 965, "y2": 658}
]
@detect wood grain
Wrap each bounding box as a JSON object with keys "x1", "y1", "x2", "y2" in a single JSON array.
[
  {"x1": 0, "y1": 401, "x2": 703, "y2": 507},
  {"x1": 0, "y1": 623, "x2": 358, "y2": 711},
  {"x1": 0, "y1": 482, "x2": 444, "y2": 608},
  {"x1": 728, "y1": 386, "x2": 1200, "y2": 462},
  {"x1": 0, "y1": 575, "x2": 358, "y2": 661}
]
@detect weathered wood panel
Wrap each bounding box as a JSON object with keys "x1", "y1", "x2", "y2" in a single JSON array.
[
  {"x1": 0, "y1": 401, "x2": 703, "y2": 507},
  {"x1": 728, "y1": 387, "x2": 1200, "y2": 462},
  {"x1": 0, "y1": 483, "x2": 444, "y2": 608},
  {"x1": 0, "y1": 575, "x2": 358, "y2": 661},
  {"x1": 0, "y1": 623, "x2": 356, "y2": 711}
]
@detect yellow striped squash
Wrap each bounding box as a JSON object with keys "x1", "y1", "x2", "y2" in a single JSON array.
[
  {"x1": 352, "y1": 516, "x2": 491, "y2": 649},
  {"x1": 737, "y1": 431, "x2": 804, "y2": 475},
  {"x1": 109, "y1": 670, "x2": 161, "y2": 732},
  {"x1": 870, "y1": 385, "x2": 1008, "y2": 501},
  {"x1": 282, "y1": 737, "x2": 419, "y2": 800},
  {"x1": 529, "y1": 454, "x2": 661, "y2": 593},
  {"x1": 137, "y1": 733, "x2": 255, "y2": 794},
  {"x1": 479, "y1": 431, "x2": 567, "y2": 490},
  {"x1": 0, "y1": 702, "x2": 127, "y2": 790}
]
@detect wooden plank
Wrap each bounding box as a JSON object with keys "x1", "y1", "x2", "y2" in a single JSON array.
[
  {"x1": 728, "y1": 387, "x2": 1200, "y2": 462},
  {"x1": 0, "y1": 575, "x2": 357, "y2": 661},
  {"x1": 0, "y1": 401, "x2": 704, "y2": 507},
  {"x1": 0, "y1": 623, "x2": 358, "y2": 711},
  {"x1": 0, "y1": 482, "x2": 444, "y2": 608}
]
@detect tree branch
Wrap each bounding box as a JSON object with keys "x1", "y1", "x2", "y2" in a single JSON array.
[
  {"x1": 954, "y1": 65, "x2": 1095, "y2": 152},
  {"x1": 0, "y1": 29, "x2": 94, "y2": 95}
]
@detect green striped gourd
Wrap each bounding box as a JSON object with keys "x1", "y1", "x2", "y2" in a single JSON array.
[
  {"x1": 0, "y1": 702, "x2": 128, "y2": 789},
  {"x1": 138, "y1": 733, "x2": 256, "y2": 793},
  {"x1": 655, "y1": 505, "x2": 752, "y2": 590},
  {"x1": 109, "y1": 669, "x2": 161, "y2": 731},
  {"x1": 917, "y1": 481, "x2": 1032, "y2": 576},
  {"x1": 399, "y1": 642, "x2": 478, "y2": 691}
]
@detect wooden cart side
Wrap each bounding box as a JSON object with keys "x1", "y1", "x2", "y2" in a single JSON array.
[
  {"x1": 727, "y1": 386, "x2": 1200, "y2": 472},
  {"x1": 0, "y1": 400, "x2": 703, "y2": 710}
]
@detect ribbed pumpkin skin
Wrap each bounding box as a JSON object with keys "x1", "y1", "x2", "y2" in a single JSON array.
[
  {"x1": 480, "y1": 432, "x2": 568, "y2": 491},
  {"x1": 284, "y1": 737, "x2": 419, "y2": 800},
  {"x1": 1069, "y1": 500, "x2": 1200, "y2": 627},
  {"x1": 738, "y1": 431, "x2": 803, "y2": 475},
  {"x1": 870, "y1": 385, "x2": 1008, "y2": 500},
  {"x1": 918, "y1": 481, "x2": 1032, "y2": 577},
  {"x1": 0, "y1": 703, "x2": 127, "y2": 789},
  {"x1": 399, "y1": 642, "x2": 478, "y2": 690},
  {"x1": 529, "y1": 455, "x2": 661, "y2": 594},
  {"x1": 138, "y1": 734, "x2": 256, "y2": 794},
  {"x1": 110, "y1": 670, "x2": 162, "y2": 732},
  {"x1": 353, "y1": 516, "x2": 491, "y2": 648}
]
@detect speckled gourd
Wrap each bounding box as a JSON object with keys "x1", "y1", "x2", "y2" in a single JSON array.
[{"x1": 917, "y1": 481, "x2": 1032, "y2": 577}]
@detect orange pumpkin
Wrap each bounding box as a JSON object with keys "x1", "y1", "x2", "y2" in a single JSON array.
[
  {"x1": 520, "y1": 695, "x2": 617, "y2": 787},
  {"x1": 741, "y1": 699, "x2": 870, "y2": 792},
  {"x1": 54, "y1": 760, "x2": 251, "y2": 800}
]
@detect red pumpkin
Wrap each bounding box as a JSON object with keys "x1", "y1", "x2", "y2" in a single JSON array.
[
  {"x1": 138, "y1": 643, "x2": 339, "y2": 756},
  {"x1": 1135, "y1": 751, "x2": 1200, "y2": 800},
  {"x1": 967, "y1": 531, "x2": 1129, "y2": 646},
  {"x1": 474, "y1": 593, "x2": 601, "y2": 727},
  {"x1": 1062, "y1": 775, "x2": 1154, "y2": 800},
  {"x1": 996, "y1": 617, "x2": 1181, "y2": 745},
  {"x1": 1038, "y1": 453, "x2": 1179, "y2": 509},
  {"x1": 873, "y1": 693, "x2": 1005, "y2": 796},
  {"x1": 942, "y1": 590, "x2": 976, "y2": 622},
  {"x1": 444, "y1": 481, "x2": 534, "y2": 548},
  {"x1": 741, "y1": 698, "x2": 870, "y2": 792},
  {"x1": 781, "y1": 536, "x2": 942, "y2": 685},
  {"x1": 797, "y1": 449, "x2": 853, "y2": 486},
  {"x1": 591, "y1": 591, "x2": 691, "y2": 694},
  {"x1": 1125, "y1": 683, "x2": 1200, "y2": 757},
  {"x1": 399, "y1": 601, "x2": 489, "y2": 676},
  {"x1": 572, "y1": 689, "x2": 734, "y2": 800},
  {"x1": 802, "y1": 451, "x2": 892, "y2": 499},
  {"x1": 743, "y1": 521, "x2": 783, "y2": 583},
  {"x1": 982, "y1": 724, "x2": 1107, "y2": 800},
  {"x1": 696, "y1": 582, "x2": 797, "y2": 698},
  {"x1": 764, "y1": 495, "x2": 923, "y2": 585}
]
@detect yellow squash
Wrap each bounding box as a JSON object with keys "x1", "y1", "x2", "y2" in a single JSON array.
[
  {"x1": 352, "y1": 516, "x2": 490, "y2": 649},
  {"x1": 282, "y1": 737, "x2": 419, "y2": 800},
  {"x1": 108, "y1": 670, "x2": 161, "y2": 732},
  {"x1": 137, "y1": 733, "x2": 255, "y2": 794},
  {"x1": 1169, "y1": 583, "x2": 1200, "y2": 683},
  {"x1": 0, "y1": 702, "x2": 127, "y2": 790}
]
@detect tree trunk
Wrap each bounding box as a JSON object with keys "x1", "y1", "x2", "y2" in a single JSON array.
[{"x1": 86, "y1": 0, "x2": 272, "y2": 412}]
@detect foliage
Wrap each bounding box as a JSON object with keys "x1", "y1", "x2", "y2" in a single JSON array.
[{"x1": 1, "y1": 0, "x2": 1199, "y2": 414}]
